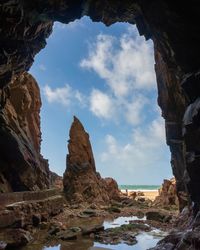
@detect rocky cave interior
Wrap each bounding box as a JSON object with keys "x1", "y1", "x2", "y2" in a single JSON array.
[{"x1": 0, "y1": 0, "x2": 200, "y2": 248}]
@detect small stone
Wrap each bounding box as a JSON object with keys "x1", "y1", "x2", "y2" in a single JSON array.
[
  {"x1": 82, "y1": 225, "x2": 104, "y2": 235},
  {"x1": 108, "y1": 206, "x2": 121, "y2": 213},
  {"x1": 69, "y1": 227, "x2": 82, "y2": 233},
  {"x1": 56, "y1": 230, "x2": 78, "y2": 240},
  {"x1": 40, "y1": 222, "x2": 49, "y2": 230},
  {"x1": 146, "y1": 211, "x2": 166, "y2": 222},
  {"x1": 48, "y1": 226, "x2": 60, "y2": 235},
  {"x1": 82, "y1": 209, "x2": 97, "y2": 216},
  {"x1": 4, "y1": 229, "x2": 33, "y2": 247}
]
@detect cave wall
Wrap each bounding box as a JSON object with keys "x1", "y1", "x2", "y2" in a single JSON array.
[
  {"x1": 0, "y1": 0, "x2": 200, "y2": 212},
  {"x1": 0, "y1": 72, "x2": 50, "y2": 192}
]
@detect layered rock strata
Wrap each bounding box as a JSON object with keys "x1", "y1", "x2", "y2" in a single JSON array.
[
  {"x1": 0, "y1": 72, "x2": 50, "y2": 192},
  {"x1": 0, "y1": 189, "x2": 64, "y2": 229},
  {"x1": 0, "y1": 1, "x2": 200, "y2": 248},
  {"x1": 63, "y1": 116, "x2": 120, "y2": 204},
  {"x1": 154, "y1": 178, "x2": 179, "y2": 208}
]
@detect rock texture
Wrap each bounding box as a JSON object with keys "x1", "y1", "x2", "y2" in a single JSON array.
[
  {"x1": 50, "y1": 172, "x2": 63, "y2": 190},
  {"x1": 0, "y1": 189, "x2": 63, "y2": 229},
  {"x1": 0, "y1": 1, "x2": 200, "y2": 247},
  {"x1": 0, "y1": 72, "x2": 50, "y2": 192},
  {"x1": 154, "y1": 178, "x2": 179, "y2": 208},
  {"x1": 0, "y1": 0, "x2": 200, "y2": 211},
  {"x1": 63, "y1": 116, "x2": 120, "y2": 204}
]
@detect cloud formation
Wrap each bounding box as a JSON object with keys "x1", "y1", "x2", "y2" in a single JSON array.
[
  {"x1": 80, "y1": 26, "x2": 156, "y2": 126},
  {"x1": 43, "y1": 84, "x2": 86, "y2": 108},
  {"x1": 90, "y1": 89, "x2": 115, "y2": 119},
  {"x1": 99, "y1": 117, "x2": 169, "y2": 183},
  {"x1": 80, "y1": 27, "x2": 156, "y2": 98}
]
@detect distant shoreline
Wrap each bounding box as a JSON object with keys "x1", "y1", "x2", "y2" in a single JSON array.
[
  {"x1": 120, "y1": 189, "x2": 159, "y2": 192},
  {"x1": 120, "y1": 187, "x2": 159, "y2": 201},
  {"x1": 119, "y1": 185, "x2": 160, "y2": 191}
]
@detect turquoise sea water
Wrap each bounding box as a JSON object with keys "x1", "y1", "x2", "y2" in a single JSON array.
[{"x1": 119, "y1": 185, "x2": 160, "y2": 190}]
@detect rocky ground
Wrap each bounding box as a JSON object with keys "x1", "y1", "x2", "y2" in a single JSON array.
[{"x1": 0, "y1": 192, "x2": 178, "y2": 249}]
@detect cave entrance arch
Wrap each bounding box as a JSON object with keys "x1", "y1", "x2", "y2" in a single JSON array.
[
  {"x1": 31, "y1": 17, "x2": 171, "y2": 195},
  {"x1": 1, "y1": 1, "x2": 200, "y2": 212}
]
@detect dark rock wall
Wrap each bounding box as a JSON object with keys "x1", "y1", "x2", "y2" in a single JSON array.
[
  {"x1": 154, "y1": 45, "x2": 188, "y2": 211},
  {"x1": 0, "y1": 72, "x2": 50, "y2": 192},
  {"x1": 0, "y1": 0, "x2": 200, "y2": 214}
]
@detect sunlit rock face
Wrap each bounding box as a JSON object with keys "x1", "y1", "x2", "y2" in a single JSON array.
[
  {"x1": 63, "y1": 116, "x2": 120, "y2": 203},
  {"x1": 0, "y1": 0, "x2": 200, "y2": 213},
  {"x1": 154, "y1": 178, "x2": 179, "y2": 208},
  {"x1": 0, "y1": 72, "x2": 50, "y2": 192}
]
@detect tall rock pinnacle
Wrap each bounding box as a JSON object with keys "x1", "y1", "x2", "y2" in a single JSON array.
[{"x1": 63, "y1": 116, "x2": 120, "y2": 204}]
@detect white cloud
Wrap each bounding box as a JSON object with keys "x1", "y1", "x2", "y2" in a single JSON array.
[
  {"x1": 90, "y1": 89, "x2": 115, "y2": 119},
  {"x1": 43, "y1": 84, "x2": 86, "y2": 108},
  {"x1": 124, "y1": 95, "x2": 149, "y2": 126},
  {"x1": 99, "y1": 117, "x2": 168, "y2": 182},
  {"x1": 39, "y1": 64, "x2": 46, "y2": 71},
  {"x1": 80, "y1": 26, "x2": 156, "y2": 98}
]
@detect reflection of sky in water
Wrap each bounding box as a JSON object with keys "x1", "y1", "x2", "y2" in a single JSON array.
[
  {"x1": 103, "y1": 216, "x2": 146, "y2": 229},
  {"x1": 94, "y1": 231, "x2": 162, "y2": 250},
  {"x1": 40, "y1": 216, "x2": 166, "y2": 250}
]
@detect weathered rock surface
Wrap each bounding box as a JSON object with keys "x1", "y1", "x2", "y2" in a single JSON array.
[
  {"x1": 0, "y1": 1, "x2": 200, "y2": 248},
  {"x1": 63, "y1": 116, "x2": 120, "y2": 204},
  {"x1": 50, "y1": 172, "x2": 63, "y2": 190},
  {"x1": 95, "y1": 222, "x2": 150, "y2": 246},
  {"x1": 0, "y1": 189, "x2": 64, "y2": 229},
  {"x1": 0, "y1": 0, "x2": 200, "y2": 212},
  {"x1": 0, "y1": 72, "x2": 50, "y2": 192},
  {"x1": 0, "y1": 229, "x2": 33, "y2": 248},
  {"x1": 154, "y1": 178, "x2": 179, "y2": 209}
]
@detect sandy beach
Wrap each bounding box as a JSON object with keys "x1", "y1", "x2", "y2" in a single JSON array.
[{"x1": 121, "y1": 189, "x2": 159, "y2": 201}]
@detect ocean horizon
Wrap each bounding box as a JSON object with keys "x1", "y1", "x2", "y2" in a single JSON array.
[{"x1": 119, "y1": 185, "x2": 160, "y2": 191}]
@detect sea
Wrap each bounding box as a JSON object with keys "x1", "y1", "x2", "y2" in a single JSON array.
[{"x1": 119, "y1": 185, "x2": 160, "y2": 191}]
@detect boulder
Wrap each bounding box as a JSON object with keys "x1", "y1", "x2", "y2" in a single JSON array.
[
  {"x1": 146, "y1": 211, "x2": 168, "y2": 223},
  {"x1": 2, "y1": 229, "x2": 33, "y2": 247},
  {"x1": 154, "y1": 178, "x2": 179, "y2": 209}
]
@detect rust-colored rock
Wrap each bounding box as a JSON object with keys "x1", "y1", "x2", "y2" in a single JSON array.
[
  {"x1": 154, "y1": 178, "x2": 179, "y2": 208},
  {"x1": 0, "y1": 72, "x2": 50, "y2": 192},
  {"x1": 51, "y1": 172, "x2": 63, "y2": 190},
  {"x1": 104, "y1": 178, "x2": 120, "y2": 201},
  {"x1": 63, "y1": 116, "x2": 120, "y2": 204}
]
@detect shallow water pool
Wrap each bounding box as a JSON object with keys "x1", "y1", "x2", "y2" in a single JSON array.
[{"x1": 22, "y1": 216, "x2": 166, "y2": 250}]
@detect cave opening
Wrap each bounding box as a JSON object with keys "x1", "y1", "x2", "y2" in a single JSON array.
[
  {"x1": 29, "y1": 17, "x2": 171, "y2": 189},
  {"x1": 1, "y1": 1, "x2": 200, "y2": 248}
]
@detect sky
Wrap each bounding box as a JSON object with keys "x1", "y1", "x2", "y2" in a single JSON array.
[{"x1": 30, "y1": 17, "x2": 172, "y2": 185}]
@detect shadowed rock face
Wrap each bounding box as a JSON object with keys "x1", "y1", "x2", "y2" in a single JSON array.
[
  {"x1": 63, "y1": 116, "x2": 120, "y2": 203},
  {"x1": 0, "y1": 0, "x2": 200, "y2": 214},
  {"x1": 0, "y1": 72, "x2": 50, "y2": 192}
]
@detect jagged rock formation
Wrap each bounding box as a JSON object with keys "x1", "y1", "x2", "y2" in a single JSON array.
[
  {"x1": 1, "y1": 0, "x2": 200, "y2": 211},
  {"x1": 50, "y1": 172, "x2": 63, "y2": 190},
  {"x1": 0, "y1": 1, "x2": 200, "y2": 247},
  {"x1": 154, "y1": 178, "x2": 179, "y2": 208},
  {"x1": 0, "y1": 72, "x2": 50, "y2": 192},
  {"x1": 63, "y1": 116, "x2": 120, "y2": 204}
]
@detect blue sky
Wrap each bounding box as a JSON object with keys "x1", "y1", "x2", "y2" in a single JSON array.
[{"x1": 30, "y1": 17, "x2": 172, "y2": 185}]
